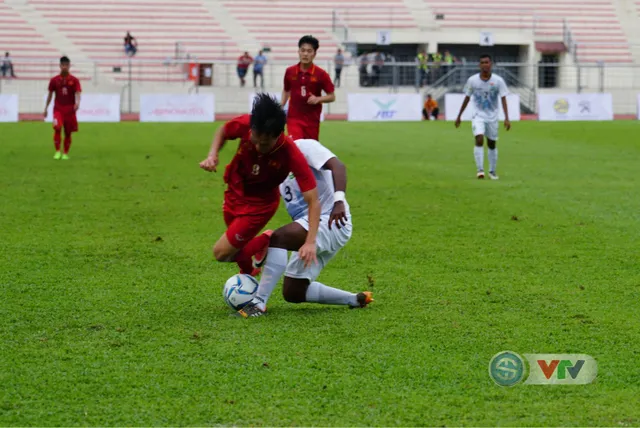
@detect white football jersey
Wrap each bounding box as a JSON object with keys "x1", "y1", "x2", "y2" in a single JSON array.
[
  {"x1": 463, "y1": 73, "x2": 509, "y2": 121},
  {"x1": 280, "y1": 139, "x2": 349, "y2": 221}
]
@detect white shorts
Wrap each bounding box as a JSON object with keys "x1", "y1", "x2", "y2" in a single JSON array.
[
  {"x1": 285, "y1": 214, "x2": 352, "y2": 282},
  {"x1": 472, "y1": 119, "x2": 499, "y2": 141}
]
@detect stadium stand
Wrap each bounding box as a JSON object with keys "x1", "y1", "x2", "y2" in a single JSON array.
[
  {"x1": 27, "y1": 0, "x2": 238, "y2": 82},
  {"x1": 0, "y1": 2, "x2": 64, "y2": 80},
  {"x1": 423, "y1": 0, "x2": 633, "y2": 63},
  {"x1": 221, "y1": 0, "x2": 418, "y2": 61},
  {"x1": 1, "y1": 0, "x2": 638, "y2": 115}
]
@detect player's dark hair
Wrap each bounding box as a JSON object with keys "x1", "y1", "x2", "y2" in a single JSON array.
[
  {"x1": 60, "y1": 56, "x2": 70, "y2": 64},
  {"x1": 298, "y1": 35, "x2": 319, "y2": 51},
  {"x1": 250, "y1": 93, "x2": 286, "y2": 138},
  {"x1": 479, "y1": 54, "x2": 492, "y2": 62}
]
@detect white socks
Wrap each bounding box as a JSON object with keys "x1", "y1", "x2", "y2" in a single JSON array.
[
  {"x1": 474, "y1": 146, "x2": 484, "y2": 172},
  {"x1": 254, "y1": 248, "x2": 359, "y2": 310},
  {"x1": 488, "y1": 148, "x2": 498, "y2": 173},
  {"x1": 255, "y1": 247, "x2": 288, "y2": 310},
  {"x1": 305, "y1": 281, "x2": 358, "y2": 307}
]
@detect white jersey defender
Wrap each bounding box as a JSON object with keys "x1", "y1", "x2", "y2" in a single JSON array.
[
  {"x1": 463, "y1": 73, "x2": 509, "y2": 141},
  {"x1": 279, "y1": 139, "x2": 352, "y2": 281}
]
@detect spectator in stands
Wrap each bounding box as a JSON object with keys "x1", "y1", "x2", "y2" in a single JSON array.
[
  {"x1": 358, "y1": 52, "x2": 370, "y2": 87},
  {"x1": 334, "y1": 49, "x2": 344, "y2": 87},
  {"x1": 124, "y1": 32, "x2": 137, "y2": 57},
  {"x1": 417, "y1": 51, "x2": 428, "y2": 87},
  {"x1": 431, "y1": 51, "x2": 443, "y2": 81},
  {"x1": 1, "y1": 52, "x2": 16, "y2": 78},
  {"x1": 253, "y1": 50, "x2": 267, "y2": 89},
  {"x1": 442, "y1": 50, "x2": 457, "y2": 85},
  {"x1": 422, "y1": 94, "x2": 439, "y2": 120},
  {"x1": 237, "y1": 51, "x2": 253, "y2": 87},
  {"x1": 372, "y1": 51, "x2": 384, "y2": 86}
]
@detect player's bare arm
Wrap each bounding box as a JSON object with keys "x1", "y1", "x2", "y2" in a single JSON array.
[
  {"x1": 74, "y1": 91, "x2": 81, "y2": 112},
  {"x1": 44, "y1": 91, "x2": 53, "y2": 118},
  {"x1": 200, "y1": 125, "x2": 227, "y2": 172},
  {"x1": 322, "y1": 157, "x2": 348, "y2": 229},
  {"x1": 501, "y1": 96, "x2": 511, "y2": 130},
  {"x1": 281, "y1": 90, "x2": 290, "y2": 108},
  {"x1": 455, "y1": 96, "x2": 471, "y2": 128},
  {"x1": 307, "y1": 92, "x2": 336, "y2": 105},
  {"x1": 299, "y1": 187, "x2": 320, "y2": 267}
]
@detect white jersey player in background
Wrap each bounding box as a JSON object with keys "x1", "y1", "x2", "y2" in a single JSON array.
[
  {"x1": 237, "y1": 139, "x2": 373, "y2": 318},
  {"x1": 455, "y1": 54, "x2": 511, "y2": 180}
]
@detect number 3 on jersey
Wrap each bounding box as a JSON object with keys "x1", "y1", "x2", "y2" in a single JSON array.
[
  {"x1": 301, "y1": 86, "x2": 306, "y2": 97},
  {"x1": 284, "y1": 186, "x2": 293, "y2": 202}
]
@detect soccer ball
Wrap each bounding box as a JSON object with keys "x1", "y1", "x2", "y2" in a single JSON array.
[{"x1": 223, "y1": 274, "x2": 259, "y2": 310}]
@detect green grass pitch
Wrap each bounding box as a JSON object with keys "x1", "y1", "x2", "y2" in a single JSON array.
[{"x1": 1, "y1": 121, "x2": 639, "y2": 426}]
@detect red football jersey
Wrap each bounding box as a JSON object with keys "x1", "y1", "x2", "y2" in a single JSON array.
[
  {"x1": 237, "y1": 55, "x2": 253, "y2": 70},
  {"x1": 283, "y1": 63, "x2": 334, "y2": 125},
  {"x1": 222, "y1": 114, "x2": 317, "y2": 214},
  {"x1": 48, "y1": 74, "x2": 81, "y2": 112}
]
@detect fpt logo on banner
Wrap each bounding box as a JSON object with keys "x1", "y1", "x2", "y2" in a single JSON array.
[
  {"x1": 538, "y1": 93, "x2": 613, "y2": 121},
  {"x1": 45, "y1": 94, "x2": 121, "y2": 122},
  {"x1": 347, "y1": 94, "x2": 421, "y2": 121},
  {"x1": 247, "y1": 92, "x2": 325, "y2": 121},
  {"x1": 0, "y1": 94, "x2": 19, "y2": 122},
  {"x1": 140, "y1": 94, "x2": 215, "y2": 122}
]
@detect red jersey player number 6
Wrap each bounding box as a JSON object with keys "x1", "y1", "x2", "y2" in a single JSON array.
[
  {"x1": 44, "y1": 56, "x2": 81, "y2": 161},
  {"x1": 281, "y1": 35, "x2": 335, "y2": 141},
  {"x1": 199, "y1": 94, "x2": 321, "y2": 276}
]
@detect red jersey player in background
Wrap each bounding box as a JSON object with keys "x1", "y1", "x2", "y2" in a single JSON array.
[
  {"x1": 44, "y1": 56, "x2": 81, "y2": 160},
  {"x1": 281, "y1": 35, "x2": 335, "y2": 141},
  {"x1": 199, "y1": 93, "x2": 321, "y2": 275}
]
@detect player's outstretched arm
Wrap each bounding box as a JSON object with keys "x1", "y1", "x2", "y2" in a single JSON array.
[
  {"x1": 200, "y1": 125, "x2": 227, "y2": 172},
  {"x1": 455, "y1": 96, "x2": 470, "y2": 128},
  {"x1": 501, "y1": 96, "x2": 511, "y2": 130},
  {"x1": 299, "y1": 188, "x2": 320, "y2": 267},
  {"x1": 322, "y1": 157, "x2": 348, "y2": 229}
]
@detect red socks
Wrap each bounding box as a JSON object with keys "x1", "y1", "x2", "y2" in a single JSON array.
[
  {"x1": 63, "y1": 135, "x2": 71, "y2": 154},
  {"x1": 54, "y1": 130, "x2": 61, "y2": 151},
  {"x1": 234, "y1": 232, "x2": 271, "y2": 274},
  {"x1": 53, "y1": 132, "x2": 71, "y2": 154}
]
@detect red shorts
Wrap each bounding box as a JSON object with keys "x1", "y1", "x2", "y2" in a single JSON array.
[
  {"x1": 223, "y1": 207, "x2": 277, "y2": 249},
  {"x1": 53, "y1": 110, "x2": 78, "y2": 134},
  {"x1": 286, "y1": 118, "x2": 319, "y2": 141}
]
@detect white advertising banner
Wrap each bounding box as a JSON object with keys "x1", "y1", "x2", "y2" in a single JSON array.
[
  {"x1": 538, "y1": 93, "x2": 613, "y2": 121},
  {"x1": 444, "y1": 93, "x2": 521, "y2": 121},
  {"x1": 347, "y1": 93, "x2": 422, "y2": 122},
  {"x1": 140, "y1": 94, "x2": 215, "y2": 122},
  {"x1": 0, "y1": 94, "x2": 19, "y2": 122},
  {"x1": 637, "y1": 93, "x2": 640, "y2": 120},
  {"x1": 45, "y1": 93, "x2": 121, "y2": 122},
  {"x1": 248, "y1": 92, "x2": 324, "y2": 121}
]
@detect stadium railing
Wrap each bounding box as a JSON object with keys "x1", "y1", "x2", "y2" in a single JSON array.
[{"x1": 1, "y1": 58, "x2": 639, "y2": 115}]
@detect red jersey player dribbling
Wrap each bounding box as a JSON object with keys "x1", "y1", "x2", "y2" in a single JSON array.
[
  {"x1": 44, "y1": 56, "x2": 81, "y2": 160},
  {"x1": 199, "y1": 94, "x2": 321, "y2": 276},
  {"x1": 282, "y1": 35, "x2": 335, "y2": 141}
]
